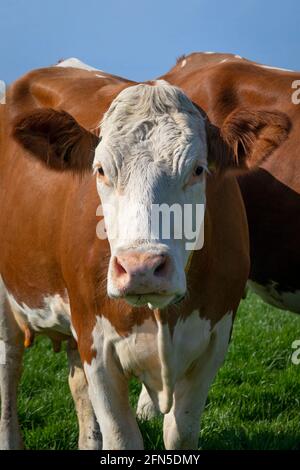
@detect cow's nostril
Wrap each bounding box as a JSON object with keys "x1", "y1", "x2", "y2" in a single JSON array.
[
  {"x1": 154, "y1": 257, "x2": 168, "y2": 277},
  {"x1": 113, "y1": 252, "x2": 171, "y2": 282},
  {"x1": 114, "y1": 257, "x2": 127, "y2": 276}
]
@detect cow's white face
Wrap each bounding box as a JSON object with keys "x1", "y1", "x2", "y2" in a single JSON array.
[{"x1": 93, "y1": 82, "x2": 207, "y2": 309}]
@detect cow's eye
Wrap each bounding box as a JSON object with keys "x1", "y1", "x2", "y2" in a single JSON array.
[
  {"x1": 186, "y1": 165, "x2": 206, "y2": 188},
  {"x1": 194, "y1": 165, "x2": 204, "y2": 177},
  {"x1": 95, "y1": 165, "x2": 112, "y2": 187},
  {"x1": 97, "y1": 166, "x2": 105, "y2": 176}
]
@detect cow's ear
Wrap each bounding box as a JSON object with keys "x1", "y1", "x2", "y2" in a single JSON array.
[
  {"x1": 12, "y1": 108, "x2": 100, "y2": 172},
  {"x1": 206, "y1": 108, "x2": 291, "y2": 171}
]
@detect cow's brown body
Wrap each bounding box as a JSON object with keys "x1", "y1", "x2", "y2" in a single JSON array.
[{"x1": 162, "y1": 52, "x2": 300, "y2": 312}]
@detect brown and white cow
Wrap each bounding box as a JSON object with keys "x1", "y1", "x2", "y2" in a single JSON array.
[
  {"x1": 0, "y1": 61, "x2": 289, "y2": 450},
  {"x1": 162, "y1": 52, "x2": 300, "y2": 313}
]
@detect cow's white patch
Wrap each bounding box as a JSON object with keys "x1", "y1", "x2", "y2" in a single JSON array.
[
  {"x1": 181, "y1": 59, "x2": 187, "y2": 68},
  {"x1": 0, "y1": 339, "x2": 5, "y2": 365},
  {"x1": 154, "y1": 311, "x2": 211, "y2": 413},
  {"x1": 70, "y1": 323, "x2": 78, "y2": 342},
  {"x1": 259, "y1": 64, "x2": 293, "y2": 72},
  {"x1": 95, "y1": 74, "x2": 106, "y2": 78},
  {"x1": 56, "y1": 57, "x2": 102, "y2": 72},
  {"x1": 6, "y1": 291, "x2": 71, "y2": 335},
  {"x1": 219, "y1": 59, "x2": 228, "y2": 64},
  {"x1": 248, "y1": 280, "x2": 300, "y2": 313},
  {"x1": 84, "y1": 315, "x2": 146, "y2": 449},
  {"x1": 163, "y1": 311, "x2": 233, "y2": 449},
  {"x1": 234, "y1": 54, "x2": 242, "y2": 59},
  {"x1": 84, "y1": 310, "x2": 233, "y2": 449},
  {"x1": 85, "y1": 315, "x2": 159, "y2": 385},
  {"x1": 203, "y1": 51, "x2": 215, "y2": 54},
  {"x1": 85, "y1": 310, "x2": 216, "y2": 414}
]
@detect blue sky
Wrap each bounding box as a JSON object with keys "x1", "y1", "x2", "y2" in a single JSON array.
[{"x1": 0, "y1": 0, "x2": 299, "y2": 83}]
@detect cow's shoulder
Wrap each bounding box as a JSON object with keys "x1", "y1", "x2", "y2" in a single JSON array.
[
  {"x1": 163, "y1": 52, "x2": 250, "y2": 84},
  {"x1": 165, "y1": 51, "x2": 298, "y2": 80},
  {"x1": 169, "y1": 52, "x2": 245, "y2": 73},
  {"x1": 164, "y1": 52, "x2": 300, "y2": 119}
]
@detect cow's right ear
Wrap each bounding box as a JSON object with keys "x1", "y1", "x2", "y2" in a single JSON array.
[
  {"x1": 12, "y1": 108, "x2": 100, "y2": 172},
  {"x1": 206, "y1": 108, "x2": 291, "y2": 172}
]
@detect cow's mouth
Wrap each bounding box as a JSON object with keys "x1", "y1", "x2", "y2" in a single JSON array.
[{"x1": 123, "y1": 293, "x2": 184, "y2": 309}]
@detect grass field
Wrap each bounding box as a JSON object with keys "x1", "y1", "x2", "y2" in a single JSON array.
[{"x1": 18, "y1": 292, "x2": 300, "y2": 450}]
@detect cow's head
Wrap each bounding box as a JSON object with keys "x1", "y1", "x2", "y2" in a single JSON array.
[
  {"x1": 93, "y1": 82, "x2": 210, "y2": 309},
  {"x1": 13, "y1": 81, "x2": 290, "y2": 309}
]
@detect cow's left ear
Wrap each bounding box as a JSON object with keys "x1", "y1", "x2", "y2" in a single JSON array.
[
  {"x1": 206, "y1": 108, "x2": 291, "y2": 171},
  {"x1": 13, "y1": 108, "x2": 100, "y2": 172}
]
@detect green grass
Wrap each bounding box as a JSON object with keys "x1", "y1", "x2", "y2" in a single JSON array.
[{"x1": 17, "y1": 293, "x2": 300, "y2": 450}]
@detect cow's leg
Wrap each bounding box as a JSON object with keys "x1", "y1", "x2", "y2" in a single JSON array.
[
  {"x1": 82, "y1": 346, "x2": 143, "y2": 450},
  {"x1": 67, "y1": 341, "x2": 102, "y2": 450},
  {"x1": 0, "y1": 289, "x2": 24, "y2": 450},
  {"x1": 136, "y1": 384, "x2": 159, "y2": 420},
  {"x1": 163, "y1": 313, "x2": 233, "y2": 450}
]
